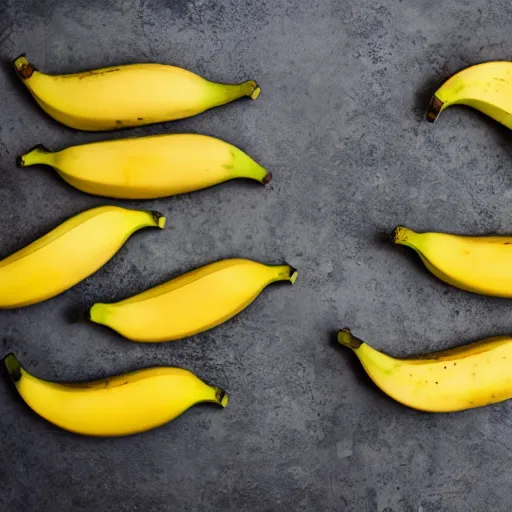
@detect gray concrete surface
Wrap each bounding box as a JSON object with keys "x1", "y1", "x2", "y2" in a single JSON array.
[{"x1": 1, "y1": 0, "x2": 512, "y2": 510}]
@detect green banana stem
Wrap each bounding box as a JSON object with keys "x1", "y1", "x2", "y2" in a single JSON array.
[
  {"x1": 17, "y1": 145, "x2": 53, "y2": 168},
  {"x1": 337, "y1": 329, "x2": 363, "y2": 349},
  {"x1": 210, "y1": 80, "x2": 260, "y2": 107},
  {"x1": 228, "y1": 146, "x2": 271, "y2": 184},
  {"x1": 288, "y1": 266, "x2": 298, "y2": 284},
  {"x1": 273, "y1": 264, "x2": 298, "y2": 284},
  {"x1": 4, "y1": 353, "x2": 22, "y2": 383}
]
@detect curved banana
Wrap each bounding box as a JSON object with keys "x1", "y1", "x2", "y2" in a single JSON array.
[
  {"x1": 0, "y1": 205, "x2": 164, "y2": 308},
  {"x1": 4, "y1": 354, "x2": 228, "y2": 436},
  {"x1": 338, "y1": 328, "x2": 512, "y2": 412},
  {"x1": 14, "y1": 54, "x2": 260, "y2": 131},
  {"x1": 426, "y1": 61, "x2": 512, "y2": 128},
  {"x1": 18, "y1": 134, "x2": 271, "y2": 199},
  {"x1": 392, "y1": 226, "x2": 512, "y2": 297},
  {"x1": 87, "y1": 259, "x2": 298, "y2": 342}
]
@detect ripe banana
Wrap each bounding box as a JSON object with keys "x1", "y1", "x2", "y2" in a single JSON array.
[
  {"x1": 426, "y1": 61, "x2": 512, "y2": 128},
  {"x1": 87, "y1": 259, "x2": 298, "y2": 342},
  {"x1": 0, "y1": 205, "x2": 164, "y2": 308},
  {"x1": 4, "y1": 353, "x2": 228, "y2": 436},
  {"x1": 338, "y1": 328, "x2": 512, "y2": 412},
  {"x1": 18, "y1": 134, "x2": 271, "y2": 199},
  {"x1": 392, "y1": 226, "x2": 512, "y2": 297},
  {"x1": 14, "y1": 54, "x2": 260, "y2": 131}
]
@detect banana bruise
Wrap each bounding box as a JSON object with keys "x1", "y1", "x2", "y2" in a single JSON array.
[
  {"x1": 18, "y1": 134, "x2": 271, "y2": 199},
  {"x1": 338, "y1": 329, "x2": 512, "y2": 412},
  {"x1": 426, "y1": 61, "x2": 512, "y2": 128},
  {"x1": 87, "y1": 259, "x2": 298, "y2": 342},
  {"x1": 393, "y1": 226, "x2": 512, "y2": 297},
  {"x1": 4, "y1": 354, "x2": 228, "y2": 436},
  {"x1": 0, "y1": 205, "x2": 165, "y2": 308},
  {"x1": 14, "y1": 54, "x2": 260, "y2": 131}
]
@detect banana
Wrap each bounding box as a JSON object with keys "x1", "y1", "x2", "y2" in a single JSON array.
[
  {"x1": 18, "y1": 134, "x2": 271, "y2": 199},
  {"x1": 4, "y1": 353, "x2": 228, "y2": 436},
  {"x1": 87, "y1": 259, "x2": 298, "y2": 342},
  {"x1": 13, "y1": 54, "x2": 260, "y2": 131},
  {"x1": 338, "y1": 328, "x2": 512, "y2": 412},
  {"x1": 426, "y1": 61, "x2": 512, "y2": 128},
  {"x1": 392, "y1": 226, "x2": 512, "y2": 297},
  {"x1": 0, "y1": 205, "x2": 165, "y2": 308}
]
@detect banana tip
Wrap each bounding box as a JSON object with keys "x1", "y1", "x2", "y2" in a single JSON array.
[
  {"x1": 13, "y1": 53, "x2": 27, "y2": 68},
  {"x1": 3, "y1": 353, "x2": 22, "y2": 383},
  {"x1": 426, "y1": 95, "x2": 444, "y2": 123},
  {"x1": 16, "y1": 154, "x2": 25, "y2": 168},
  {"x1": 13, "y1": 53, "x2": 34, "y2": 79},
  {"x1": 150, "y1": 211, "x2": 166, "y2": 229},
  {"x1": 392, "y1": 226, "x2": 409, "y2": 245},
  {"x1": 215, "y1": 387, "x2": 229, "y2": 408},
  {"x1": 262, "y1": 172, "x2": 272, "y2": 185},
  {"x1": 288, "y1": 266, "x2": 298, "y2": 284},
  {"x1": 250, "y1": 84, "x2": 261, "y2": 100},
  {"x1": 337, "y1": 329, "x2": 362, "y2": 350}
]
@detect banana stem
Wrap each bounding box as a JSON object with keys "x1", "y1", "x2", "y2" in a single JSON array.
[
  {"x1": 17, "y1": 145, "x2": 53, "y2": 168},
  {"x1": 150, "y1": 211, "x2": 166, "y2": 229},
  {"x1": 392, "y1": 226, "x2": 414, "y2": 246},
  {"x1": 288, "y1": 266, "x2": 298, "y2": 284},
  {"x1": 211, "y1": 80, "x2": 260, "y2": 106},
  {"x1": 273, "y1": 264, "x2": 298, "y2": 284},
  {"x1": 4, "y1": 353, "x2": 22, "y2": 383},
  {"x1": 128, "y1": 211, "x2": 166, "y2": 235},
  {"x1": 13, "y1": 54, "x2": 35, "y2": 80},
  {"x1": 214, "y1": 387, "x2": 229, "y2": 408},
  {"x1": 337, "y1": 329, "x2": 363, "y2": 349},
  {"x1": 426, "y1": 95, "x2": 444, "y2": 123}
]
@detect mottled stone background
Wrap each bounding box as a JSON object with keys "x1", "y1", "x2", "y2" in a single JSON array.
[{"x1": 1, "y1": 0, "x2": 512, "y2": 510}]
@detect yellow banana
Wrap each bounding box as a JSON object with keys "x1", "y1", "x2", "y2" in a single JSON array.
[
  {"x1": 13, "y1": 54, "x2": 260, "y2": 131},
  {"x1": 0, "y1": 205, "x2": 164, "y2": 308},
  {"x1": 338, "y1": 328, "x2": 512, "y2": 412},
  {"x1": 18, "y1": 134, "x2": 270, "y2": 199},
  {"x1": 87, "y1": 259, "x2": 298, "y2": 342},
  {"x1": 426, "y1": 61, "x2": 512, "y2": 128},
  {"x1": 392, "y1": 226, "x2": 512, "y2": 297},
  {"x1": 4, "y1": 353, "x2": 228, "y2": 436}
]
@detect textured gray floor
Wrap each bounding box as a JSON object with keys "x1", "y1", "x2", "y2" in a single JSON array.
[{"x1": 1, "y1": 0, "x2": 512, "y2": 510}]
